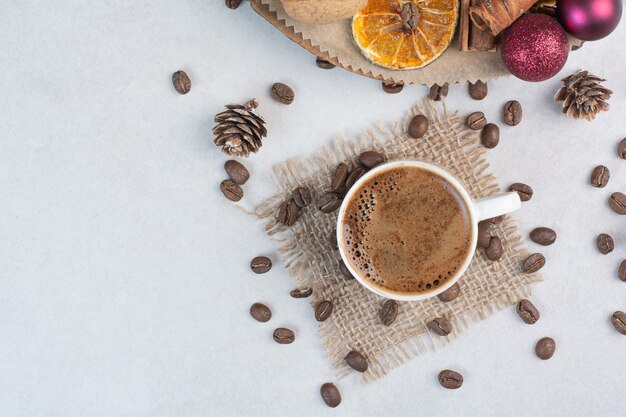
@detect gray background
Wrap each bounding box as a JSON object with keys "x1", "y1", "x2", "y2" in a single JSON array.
[{"x1": 1, "y1": 1, "x2": 625, "y2": 416}]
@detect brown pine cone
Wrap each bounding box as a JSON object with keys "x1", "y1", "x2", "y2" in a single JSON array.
[
  {"x1": 213, "y1": 99, "x2": 267, "y2": 157},
  {"x1": 554, "y1": 70, "x2": 612, "y2": 121}
]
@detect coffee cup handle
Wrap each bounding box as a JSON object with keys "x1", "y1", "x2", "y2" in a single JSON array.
[{"x1": 473, "y1": 192, "x2": 522, "y2": 221}]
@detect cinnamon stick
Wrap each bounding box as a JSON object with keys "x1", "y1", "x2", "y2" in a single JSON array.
[{"x1": 470, "y1": 0, "x2": 536, "y2": 36}]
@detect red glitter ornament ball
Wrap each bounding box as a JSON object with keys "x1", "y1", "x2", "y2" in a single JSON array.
[{"x1": 500, "y1": 14, "x2": 570, "y2": 82}]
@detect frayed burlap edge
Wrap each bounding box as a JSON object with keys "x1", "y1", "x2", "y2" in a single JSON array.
[{"x1": 254, "y1": 100, "x2": 542, "y2": 383}]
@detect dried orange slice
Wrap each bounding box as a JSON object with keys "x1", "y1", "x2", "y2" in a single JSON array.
[{"x1": 352, "y1": 0, "x2": 459, "y2": 70}]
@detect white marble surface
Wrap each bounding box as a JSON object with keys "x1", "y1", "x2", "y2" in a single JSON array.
[{"x1": 1, "y1": 1, "x2": 626, "y2": 416}]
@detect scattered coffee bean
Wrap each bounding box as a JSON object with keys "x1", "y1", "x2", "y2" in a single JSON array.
[
  {"x1": 339, "y1": 259, "x2": 354, "y2": 279},
  {"x1": 618, "y1": 138, "x2": 626, "y2": 159},
  {"x1": 271, "y1": 82, "x2": 294, "y2": 105},
  {"x1": 276, "y1": 199, "x2": 301, "y2": 226},
  {"x1": 292, "y1": 187, "x2": 312, "y2": 208},
  {"x1": 429, "y1": 83, "x2": 449, "y2": 101},
  {"x1": 331, "y1": 163, "x2": 350, "y2": 191},
  {"x1": 225, "y1": 0, "x2": 242, "y2": 9},
  {"x1": 485, "y1": 236, "x2": 503, "y2": 261},
  {"x1": 379, "y1": 299, "x2": 398, "y2": 326},
  {"x1": 481, "y1": 123, "x2": 500, "y2": 148},
  {"x1": 290, "y1": 287, "x2": 313, "y2": 298},
  {"x1": 427, "y1": 317, "x2": 452, "y2": 336},
  {"x1": 468, "y1": 80, "x2": 488, "y2": 100},
  {"x1": 477, "y1": 221, "x2": 491, "y2": 249},
  {"x1": 315, "y1": 57, "x2": 335, "y2": 69},
  {"x1": 273, "y1": 328, "x2": 295, "y2": 344},
  {"x1": 596, "y1": 233, "x2": 614, "y2": 254},
  {"x1": 516, "y1": 299, "x2": 540, "y2": 324},
  {"x1": 359, "y1": 151, "x2": 385, "y2": 169},
  {"x1": 489, "y1": 215, "x2": 505, "y2": 224},
  {"x1": 408, "y1": 115, "x2": 429, "y2": 138},
  {"x1": 220, "y1": 179, "x2": 243, "y2": 202},
  {"x1": 503, "y1": 100, "x2": 522, "y2": 126},
  {"x1": 345, "y1": 350, "x2": 368, "y2": 372},
  {"x1": 466, "y1": 111, "x2": 487, "y2": 130},
  {"x1": 345, "y1": 167, "x2": 366, "y2": 190},
  {"x1": 590, "y1": 165, "x2": 610, "y2": 188},
  {"x1": 509, "y1": 183, "x2": 533, "y2": 201},
  {"x1": 535, "y1": 337, "x2": 556, "y2": 360},
  {"x1": 172, "y1": 70, "x2": 191, "y2": 95},
  {"x1": 317, "y1": 192, "x2": 342, "y2": 213},
  {"x1": 608, "y1": 192, "x2": 626, "y2": 214},
  {"x1": 329, "y1": 229, "x2": 339, "y2": 250},
  {"x1": 438, "y1": 370, "x2": 463, "y2": 389},
  {"x1": 382, "y1": 81, "x2": 403, "y2": 94},
  {"x1": 250, "y1": 256, "x2": 272, "y2": 274},
  {"x1": 618, "y1": 260, "x2": 626, "y2": 282},
  {"x1": 320, "y1": 383, "x2": 341, "y2": 408},
  {"x1": 523, "y1": 253, "x2": 545, "y2": 273},
  {"x1": 611, "y1": 311, "x2": 626, "y2": 335},
  {"x1": 530, "y1": 227, "x2": 557, "y2": 246},
  {"x1": 437, "y1": 283, "x2": 461, "y2": 302},
  {"x1": 315, "y1": 300, "x2": 334, "y2": 322},
  {"x1": 249, "y1": 303, "x2": 272, "y2": 322},
  {"x1": 224, "y1": 160, "x2": 250, "y2": 185}
]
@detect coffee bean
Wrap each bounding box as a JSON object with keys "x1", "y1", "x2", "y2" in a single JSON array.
[
  {"x1": 438, "y1": 370, "x2": 463, "y2": 389},
  {"x1": 485, "y1": 236, "x2": 503, "y2": 261},
  {"x1": 477, "y1": 221, "x2": 491, "y2": 248},
  {"x1": 503, "y1": 100, "x2": 522, "y2": 126},
  {"x1": 516, "y1": 299, "x2": 540, "y2": 324},
  {"x1": 509, "y1": 183, "x2": 533, "y2": 201},
  {"x1": 315, "y1": 300, "x2": 334, "y2": 322},
  {"x1": 618, "y1": 138, "x2": 626, "y2": 159},
  {"x1": 535, "y1": 337, "x2": 556, "y2": 360},
  {"x1": 437, "y1": 282, "x2": 461, "y2": 302},
  {"x1": 317, "y1": 192, "x2": 342, "y2": 213},
  {"x1": 250, "y1": 256, "x2": 272, "y2": 274},
  {"x1": 249, "y1": 303, "x2": 272, "y2": 322},
  {"x1": 345, "y1": 167, "x2": 366, "y2": 190},
  {"x1": 590, "y1": 165, "x2": 610, "y2": 188},
  {"x1": 273, "y1": 328, "x2": 295, "y2": 344},
  {"x1": 224, "y1": 160, "x2": 250, "y2": 185},
  {"x1": 429, "y1": 83, "x2": 449, "y2": 101},
  {"x1": 382, "y1": 81, "x2": 403, "y2": 94},
  {"x1": 611, "y1": 311, "x2": 626, "y2": 335},
  {"x1": 596, "y1": 233, "x2": 614, "y2": 254},
  {"x1": 339, "y1": 259, "x2": 354, "y2": 279},
  {"x1": 523, "y1": 253, "x2": 545, "y2": 273},
  {"x1": 408, "y1": 115, "x2": 429, "y2": 138},
  {"x1": 379, "y1": 299, "x2": 398, "y2": 326},
  {"x1": 320, "y1": 383, "x2": 341, "y2": 408},
  {"x1": 331, "y1": 163, "x2": 349, "y2": 191},
  {"x1": 220, "y1": 179, "x2": 243, "y2": 201},
  {"x1": 608, "y1": 192, "x2": 626, "y2": 214},
  {"x1": 359, "y1": 151, "x2": 385, "y2": 169},
  {"x1": 468, "y1": 80, "x2": 488, "y2": 100},
  {"x1": 481, "y1": 123, "x2": 500, "y2": 148},
  {"x1": 427, "y1": 317, "x2": 452, "y2": 336},
  {"x1": 225, "y1": 0, "x2": 242, "y2": 9},
  {"x1": 329, "y1": 229, "x2": 339, "y2": 250},
  {"x1": 277, "y1": 199, "x2": 300, "y2": 226},
  {"x1": 315, "y1": 57, "x2": 335, "y2": 69},
  {"x1": 290, "y1": 287, "x2": 313, "y2": 298},
  {"x1": 271, "y1": 82, "x2": 294, "y2": 105},
  {"x1": 619, "y1": 260, "x2": 626, "y2": 282},
  {"x1": 345, "y1": 350, "x2": 368, "y2": 372},
  {"x1": 466, "y1": 111, "x2": 487, "y2": 130},
  {"x1": 292, "y1": 187, "x2": 312, "y2": 208},
  {"x1": 172, "y1": 70, "x2": 191, "y2": 95},
  {"x1": 530, "y1": 227, "x2": 557, "y2": 246}
]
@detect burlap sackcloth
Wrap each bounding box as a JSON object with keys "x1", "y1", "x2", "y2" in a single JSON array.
[{"x1": 255, "y1": 101, "x2": 542, "y2": 383}]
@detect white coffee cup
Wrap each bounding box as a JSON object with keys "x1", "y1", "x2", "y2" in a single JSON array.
[{"x1": 337, "y1": 160, "x2": 521, "y2": 301}]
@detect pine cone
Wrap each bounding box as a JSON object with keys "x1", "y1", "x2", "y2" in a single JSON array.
[
  {"x1": 554, "y1": 70, "x2": 612, "y2": 121},
  {"x1": 213, "y1": 99, "x2": 267, "y2": 157}
]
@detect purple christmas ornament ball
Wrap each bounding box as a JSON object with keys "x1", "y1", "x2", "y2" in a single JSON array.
[
  {"x1": 500, "y1": 14, "x2": 569, "y2": 82},
  {"x1": 557, "y1": 0, "x2": 622, "y2": 41}
]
